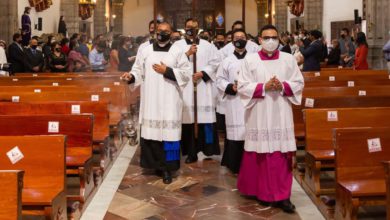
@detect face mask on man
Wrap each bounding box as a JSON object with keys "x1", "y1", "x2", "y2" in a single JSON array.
[
  {"x1": 215, "y1": 41, "x2": 225, "y2": 48},
  {"x1": 233, "y1": 39, "x2": 247, "y2": 49},
  {"x1": 55, "y1": 48, "x2": 61, "y2": 52},
  {"x1": 262, "y1": 38, "x2": 279, "y2": 52},
  {"x1": 157, "y1": 31, "x2": 171, "y2": 43},
  {"x1": 31, "y1": 45, "x2": 37, "y2": 50},
  {"x1": 185, "y1": 29, "x2": 198, "y2": 37}
]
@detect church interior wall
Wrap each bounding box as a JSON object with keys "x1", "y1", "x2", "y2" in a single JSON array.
[{"x1": 18, "y1": 0, "x2": 61, "y2": 37}]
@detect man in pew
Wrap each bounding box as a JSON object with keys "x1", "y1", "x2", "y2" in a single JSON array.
[
  {"x1": 121, "y1": 22, "x2": 191, "y2": 184},
  {"x1": 23, "y1": 38, "x2": 44, "y2": 73},
  {"x1": 237, "y1": 24, "x2": 304, "y2": 213}
]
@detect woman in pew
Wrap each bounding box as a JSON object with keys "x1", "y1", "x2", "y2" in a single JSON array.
[
  {"x1": 118, "y1": 36, "x2": 136, "y2": 72},
  {"x1": 48, "y1": 42, "x2": 68, "y2": 73},
  {"x1": 325, "y1": 39, "x2": 341, "y2": 66},
  {"x1": 68, "y1": 40, "x2": 89, "y2": 72}
]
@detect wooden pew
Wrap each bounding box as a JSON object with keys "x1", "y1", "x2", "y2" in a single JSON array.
[
  {"x1": 303, "y1": 107, "x2": 390, "y2": 197},
  {"x1": 303, "y1": 85, "x2": 390, "y2": 97},
  {"x1": 0, "y1": 135, "x2": 67, "y2": 220},
  {"x1": 334, "y1": 127, "x2": 390, "y2": 220},
  {"x1": 0, "y1": 115, "x2": 94, "y2": 206},
  {"x1": 303, "y1": 69, "x2": 388, "y2": 77},
  {"x1": 0, "y1": 170, "x2": 24, "y2": 220},
  {"x1": 0, "y1": 101, "x2": 112, "y2": 173},
  {"x1": 382, "y1": 161, "x2": 390, "y2": 220}
]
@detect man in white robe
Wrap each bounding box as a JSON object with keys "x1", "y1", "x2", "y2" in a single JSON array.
[
  {"x1": 219, "y1": 21, "x2": 260, "y2": 60},
  {"x1": 216, "y1": 29, "x2": 249, "y2": 174},
  {"x1": 122, "y1": 22, "x2": 191, "y2": 184},
  {"x1": 174, "y1": 18, "x2": 221, "y2": 163},
  {"x1": 237, "y1": 25, "x2": 304, "y2": 213}
]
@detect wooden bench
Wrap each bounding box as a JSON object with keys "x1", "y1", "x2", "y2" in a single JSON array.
[
  {"x1": 334, "y1": 127, "x2": 390, "y2": 220},
  {"x1": 303, "y1": 107, "x2": 390, "y2": 197},
  {"x1": 0, "y1": 114, "x2": 94, "y2": 206},
  {"x1": 0, "y1": 170, "x2": 24, "y2": 220},
  {"x1": 0, "y1": 135, "x2": 67, "y2": 220},
  {"x1": 303, "y1": 69, "x2": 388, "y2": 77}
]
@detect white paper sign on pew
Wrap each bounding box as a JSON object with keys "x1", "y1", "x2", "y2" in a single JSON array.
[
  {"x1": 12, "y1": 78, "x2": 18, "y2": 82},
  {"x1": 34, "y1": 89, "x2": 41, "y2": 93},
  {"x1": 305, "y1": 98, "x2": 315, "y2": 108},
  {"x1": 66, "y1": 78, "x2": 73, "y2": 81},
  {"x1": 103, "y1": 87, "x2": 111, "y2": 92},
  {"x1": 347, "y1": 81, "x2": 355, "y2": 87},
  {"x1": 327, "y1": 111, "x2": 338, "y2": 121},
  {"x1": 91, "y1": 95, "x2": 99, "y2": 102},
  {"x1": 359, "y1": 90, "x2": 367, "y2": 96},
  {"x1": 6, "y1": 146, "x2": 24, "y2": 164},
  {"x1": 367, "y1": 138, "x2": 382, "y2": 153},
  {"x1": 48, "y1": 121, "x2": 59, "y2": 133},
  {"x1": 32, "y1": 74, "x2": 37, "y2": 77},
  {"x1": 329, "y1": 76, "x2": 335, "y2": 81},
  {"x1": 52, "y1": 82, "x2": 59, "y2": 86},
  {"x1": 314, "y1": 72, "x2": 321, "y2": 77},
  {"x1": 71, "y1": 105, "x2": 81, "y2": 114},
  {"x1": 12, "y1": 96, "x2": 19, "y2": 103},
  {"x1": 114, "y1": 82, "x2": 120, "y2": 86}
]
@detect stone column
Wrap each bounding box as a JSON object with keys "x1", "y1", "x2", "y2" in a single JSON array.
[
  {"x1": 61, "y1": 0, "x2": 81, "y2": 36},
  {"x1": 0, "y1": 0, "x2": 18, "y2": 44},
  {"x1": 365, "y1": 0, "x2": 390, "y2": 69},
  {"x1": 94, "y1": 0, "x2": 107, "y2": 36},
  {"x1": 112, "y1": 0, "x2": 124, "y2": 35},
  {"x1": 303, "y1": 0, "x2": 323, "y2": 31},
  {"x1": 274, "y1": 0, "x2": 287, "y2": 32}
]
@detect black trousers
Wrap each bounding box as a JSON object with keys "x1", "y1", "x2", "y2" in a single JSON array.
[
  {"x1": 181, "y1": 123, "x2": 220, "y2": 157},
  {"x1": 140, "y1": 138, "x2": 180, "y2": 171}
]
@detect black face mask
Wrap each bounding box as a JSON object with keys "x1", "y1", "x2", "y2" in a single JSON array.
[
  {"x1": 55, "y1": 48, "x2": 61, "y2": 52},
  {"x1": 233, "y1": 39, "x2": 247, "y2": 49},
  {"x1": 215, "y1": 41, "x2": 225, "y2": 48},
  {"x1": 157, "y1": 31, "x2": 171, "y2": 43},
  {"x1": 31, "y1": 45, "x2": 37, "y2": 50},
  {"x1": 185, "y1": 29, "x2": 198, "y2": 37},
  {"x1": 341, "y1": 34, "x2": 346, "y2": 39},
  {"x1": 200, "y1": 35, "x2": 209, "y2": 41}
]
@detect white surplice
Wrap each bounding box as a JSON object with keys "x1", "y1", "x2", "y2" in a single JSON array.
[
  {"x1": 131, "y1": 43, "x2": 191, "y2": 141},
  {"x1": 237, "y1": 52, "x2": 304, "y2": 153},
  {"x1": 174, "y1": 39, "x2": 221, "y2": 124},
  {"x1": 216, "y1": 53, "x2": 247, "y2": 141}
]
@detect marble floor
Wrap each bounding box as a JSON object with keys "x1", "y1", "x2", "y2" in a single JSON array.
[{"x1": 81, "y1": 141, "x2": 324, "y2": 220}]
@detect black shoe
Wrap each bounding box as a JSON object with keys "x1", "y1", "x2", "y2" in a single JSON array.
[
  {"x1": 257, "y1": 199, "x2": 271, "y2": 207},
  {"x1": 162, "y1": 171, "x2": 172, "y2": 184},
  {"x1": 273, "y1": 199, "x2": 296, "y2": 213},
  {"x1": 155, "y1": 170, "x2": 163, "y2": 177},
  {"x1": 185, "y1": 155, "x2": 198, "y2": 164}
]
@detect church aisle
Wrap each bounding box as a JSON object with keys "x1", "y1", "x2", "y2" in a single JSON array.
[{"x1": 88, "y1": 144, "x2": 324, "y2": 220}]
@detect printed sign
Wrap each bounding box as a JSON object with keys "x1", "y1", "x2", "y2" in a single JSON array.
[
  {"x1": 48, "y1": 121, "x2": 59, "y2": 133},
  {"x1": 103, "y1": 87, "x2": 111, "y2": 92},
  {"x1": 314, "y1": 72, "x2": 320, "y2": 77},
  {"x1": 12, "y1": 78, "x2": 18, "y2": 82},
  {"x1": 12, "y1": 96, "x2": 19, "y2": 102},
  {"x1": 71, "y1": 105, "x2": 81, "y2": 114},
  {"x1": 359, "y1": 90, "x2": 367, "y2": 96},
  {"x1": 367, "y1": 138, "x2": 382, "y2": 153},
  {"x1": 32, "y1": 74, "x2": 38, "y2": 77},
  {"x1": 6, "y1": 146, "x2": 24, "y2": 164},
  {"x1": 329, "y1": 76, "x2": 335, "y2": 81},
  {"x1": 52, "y1": 82, "x2": 59, "y2": 86},
  {"x1": 91, "y1": 95, "x2": 99, "y2": 102},
  {"x1": 114, "y1": 82, "x2": 120, "y2": 86},
  {"x1": 34, "y1": 89, "x2": 41, "y2": 93},
  {"x1": 347, "y1": 81, "x2": 355, "y2": 87},
  {"x1": 327, "y1": 111, "x2": 338, "y2": 121},
  {"x1": 305, "y1": 98, "x2": 315, "y2": 108},
  {"x1": 66, "y1": 78, "x2": 73, "y2": 81}
]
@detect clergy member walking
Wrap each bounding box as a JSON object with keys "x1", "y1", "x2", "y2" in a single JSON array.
[
  {"x1": 121, "y1": 22, "x2": 191, "y2": 184},
  {"x1": 216, "y1": 29, "x2": 249, "y2": 174},
  {"x1": 174, "y1": 18, "x2": 221, "y2": 164},
  {"x1": 236, "y1": 25, "x2": 304, "y2": 213}
]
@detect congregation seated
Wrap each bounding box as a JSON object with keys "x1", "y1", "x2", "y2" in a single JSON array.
[
  {"x1": 8, "y1": 33, "x2": 25, "y2": 73},
  {"x1": 68, "y1": 39, "x2": 90, "y2": 72},
  {"x1": 89, "y1": 40, "x2": 108, "y2": 72}
]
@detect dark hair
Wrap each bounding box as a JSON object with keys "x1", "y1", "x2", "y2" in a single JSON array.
[
  {"x1": 96, "y1": 40, "x2": 107, "y2": 49},
  {"x1": 232, "y1": 20, "x2": 245, "y2": 30},
  {"x1": 59, "y1": 16, "x2": 64, "y2": 22},
  {"x1": 356, "y1": 32, "x2": 368, "y2": 47},
  {"x1": 24, "y1": 7, "x2": 30, "y2": 14},
  {"x1": 310, "y1": 30, "x2": 323, "y2": 39},
  {"x1": 80, "y1": 34, "x2": 88, "y2": 43},
  {"x1": 118, "y1": 36, "x2": 130, "y2": 48},
  {"x1": 60, "y1": 38, "x2": 69, "y2": 46},
  {"x1": 69, "y1": 39, "x2": 78, "y2": 51},
  {"x1": 232, "y1": 28, "x2": 247, "y2": 38},
  {"x1": 185, "y1": 18, "x2": 198, "y2": 27},
  {"x1": 149, "y1": 20, "x2": 161, "y2": 28},
  {"x1": 13, "y1": 33, "x2": 21, "y2": 41},
  {"x1": 70, "y1": 33, "x2": 80, "y2": 41},
  {"x1": 225, "y1": 31, "x2": 233, "y2": 38},
  {"x1": 46, "y1": 35, "x2": 54, "y2": 44},
  {"x1": 215, "y1": 32, "x2": 225, "y2": 37},
  {"x1": 158, "y1": 21, "x2": 172, "y2": 30},
  {"x1": 259, "y1": 24, "x2": 279, "y2": 36},
  {"x1": 111, "y1": 38, "x2": 120, "y2": 50},
  {"x1": 341, "y1": 28, "x2": 350, "y2": 35},
  {"x1": 51, "y1": 42, "x2": 61, "y2": 51}
]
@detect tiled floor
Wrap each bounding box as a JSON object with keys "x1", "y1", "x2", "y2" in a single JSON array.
[{"x1": 98, "y1": 145, "x2": 324, "y2": 220}]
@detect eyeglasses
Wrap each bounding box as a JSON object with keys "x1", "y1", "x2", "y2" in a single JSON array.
[{"x1": 262, "y1": 36, "x2": 278, "y2": 40}]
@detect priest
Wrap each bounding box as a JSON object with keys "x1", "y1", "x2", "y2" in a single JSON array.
[
  {"x1": 236, "y1": 25, "x2": 304, "y2": 213},
  {"x1": 216, "y1": 29, "x2": 249, "y2": 174},
  {"x1": 174, "y1": 18, "x2": 221, "y2": 163},
  {"x1": 121, "y1": 22, "x2": 191, "y2": 184}
]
